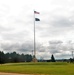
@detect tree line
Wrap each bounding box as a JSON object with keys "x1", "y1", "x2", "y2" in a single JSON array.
[{"x1": 0, "y1": 51, "x2": 32, "y2": 64}]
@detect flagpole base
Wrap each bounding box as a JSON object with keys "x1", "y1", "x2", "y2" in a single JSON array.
[{"x1": 32, "y1": 56, "x2": 37, "y2": 62}]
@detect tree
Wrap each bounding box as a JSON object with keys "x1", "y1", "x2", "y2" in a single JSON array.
[
  {"x1": 5, "y1": 53, "x2": 10, "y2": 63},
  {"x1": 51, "y1": 54, "x2": 56, "y2": 62},
  {"x1": 10, "y1": 52, "x2": 20, "y2": 62},
  {"x1": 25, "y1": 54, "x2": 32, "y2": 62},
  {"x1": 0, "y1": 51, "x2": 32, "y2": 63},
  {"x1": 0, "y1": 51, "x2": 5, "y2": 64}
]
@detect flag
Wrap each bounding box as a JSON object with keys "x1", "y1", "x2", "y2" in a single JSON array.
[
  {"x1": 35, "y1": 18, "x2": 40, "y2": 21},
  {"x1": 34, "y1": 11, "x2": 40, "y2": 14}
]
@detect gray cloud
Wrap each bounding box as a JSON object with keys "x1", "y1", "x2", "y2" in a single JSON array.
[
  {"x1": 46, "y1": 40, "x2": 74, "y2": 59},
  {"x1": 49, "y1": 40, "x2": 63, "y2": 44},
  {"x1": 38, "y1": 14, "x2": 74, "y2": 39},
  {"x1": 1, "y1": 41, "x2": 33, "y2": 52},
  {"x1": 0, "y1": 26, "x2": 14, "y2": 33},
  {"x1": 51, "y1": 16, "x2": 74, "y2": 27},
  {"x1": 1, "y1": 41, "x2": 45, "y2": 54},
  {"x1": 48, "y1": 40, "x2": 63, "y2": 54},
  {"x1": 1, "y1": 40, "x2": 74, "y2": 59}
]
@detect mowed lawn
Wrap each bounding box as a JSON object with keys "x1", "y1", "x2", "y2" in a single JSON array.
[{"x1": 0, "y1": 62, "x2": 74, "y2": 75}]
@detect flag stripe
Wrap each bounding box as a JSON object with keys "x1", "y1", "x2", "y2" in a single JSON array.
[{"x1": 34, "y1": 11, "x2": 40, "y2": 14}]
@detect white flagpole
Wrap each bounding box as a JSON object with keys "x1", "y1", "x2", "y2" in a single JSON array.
[
  {"x1": 33, "y1": 10, "x2": 37, "y2": 62},
  {"x1": 34, "y1": 10, "x2": 36, "y2": 58},
  {"x1": 33, "y1": 10, "x2": 40, "y2": 62}
]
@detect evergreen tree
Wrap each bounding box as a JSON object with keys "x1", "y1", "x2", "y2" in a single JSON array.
[
  {"x1": 51, "y1": 54, "x2": 56, "y2": 62},
  {"x1": 0, "y1": 51, "x2": 32, "y2": 63},
  {"x1": 0, "y1": 51, "x2": 5, "y2": 64}
]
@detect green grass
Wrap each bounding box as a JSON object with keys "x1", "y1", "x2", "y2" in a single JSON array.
[{"x1": 0, "y1": 62, "x2": 74, "y2": 75}]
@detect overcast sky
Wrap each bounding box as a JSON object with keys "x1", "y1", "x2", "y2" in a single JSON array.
[{"x1": 0, "y1": 0, "x2": 74, "y2": 59}]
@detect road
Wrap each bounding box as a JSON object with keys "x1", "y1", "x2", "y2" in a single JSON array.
[
  {"x1": 0, "y1": 72, "x2": 31, "y2": 75},
  {"x1": 0, "y1": 72, "x2": 45, "y2": 75}
]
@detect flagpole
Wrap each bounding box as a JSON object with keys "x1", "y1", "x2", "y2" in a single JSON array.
[
  {"x1": 32, "y1": 10, "x2": 37, "y2": 62},
  {"x1": 33, "y1": 10, "x2": 40, "y2": 62},
  {"x1": 34, "y1": 10, "x2": 36, "y2": 58}
]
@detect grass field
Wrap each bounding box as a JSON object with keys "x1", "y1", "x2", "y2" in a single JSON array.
[{"x1": 0, "y1": 62, "x2": 74, "y2": 75}]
